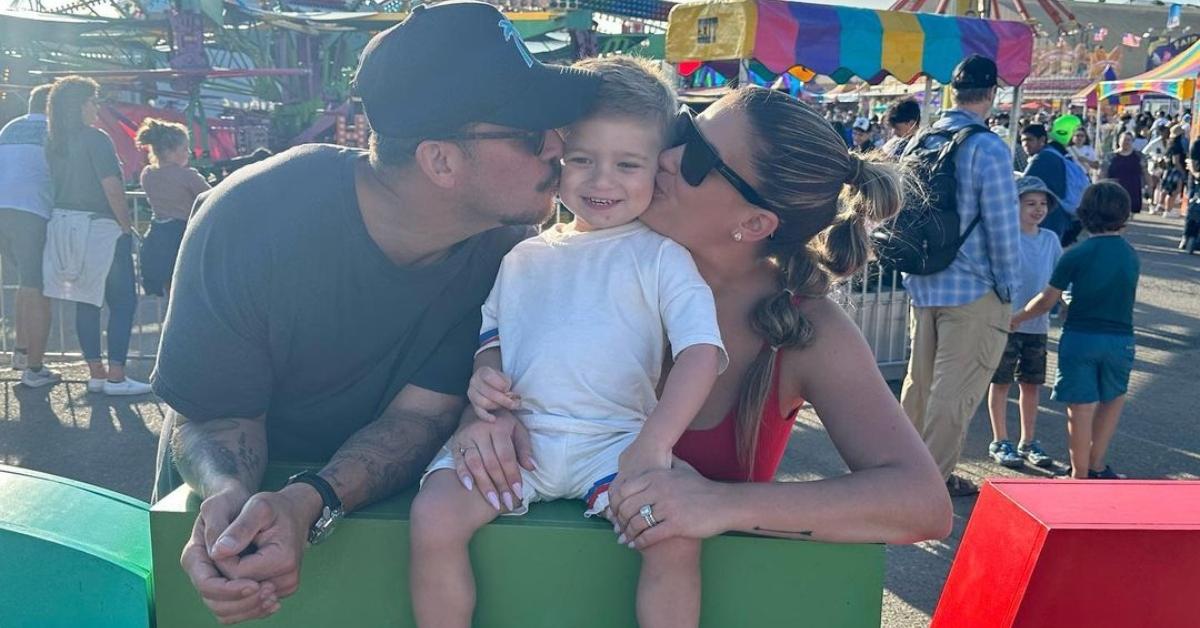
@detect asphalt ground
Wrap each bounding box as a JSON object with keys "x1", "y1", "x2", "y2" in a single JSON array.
[{"x1": 2, "y1": 213, "x2": 1197, "y2": 627}]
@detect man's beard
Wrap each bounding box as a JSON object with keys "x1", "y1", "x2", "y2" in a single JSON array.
[{"x1": 499, "y1": 162, "x2": 561, "y2": 226}]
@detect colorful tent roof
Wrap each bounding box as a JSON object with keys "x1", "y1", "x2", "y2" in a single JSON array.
[
  {"x1": 1097, "y1": 39, "x2": 1200, "y2": 101},
  {"x1": 665, "y1": 0, "x2": 1034, "y2": 86}
]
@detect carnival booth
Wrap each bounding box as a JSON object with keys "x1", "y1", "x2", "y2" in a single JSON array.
[{"x1": 665, "y1": 0, "x2": 1033, "y2": 89}]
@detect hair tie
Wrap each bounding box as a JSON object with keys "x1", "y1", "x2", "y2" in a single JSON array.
[
  {"x1": 846, "y1": 156, "x2": 864, "y2": 185},
  {"x1": 783, "y1": 287, "x2": 802, "y2": 306},
  {"x1": 770, "y1": 345, "x2": 780, "y2": 354}
]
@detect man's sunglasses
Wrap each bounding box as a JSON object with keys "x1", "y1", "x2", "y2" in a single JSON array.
[
  {"x1": 440, "y1": 129, "x2": 547, "y2": 156},
  {"x1": 672, "y1": 107, "x2": 770, "y2": 210}
]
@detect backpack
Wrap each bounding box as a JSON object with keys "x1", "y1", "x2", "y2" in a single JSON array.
[
  {"x1": 1042, "y1": 148, "x2": 1088, "y2": 216},
  {"x1": 871, "y1": 125, "x2": 990, "y2": 276}
]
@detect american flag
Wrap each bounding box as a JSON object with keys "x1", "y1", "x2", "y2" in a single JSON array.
[
  {"x1": 1094, "y1": 28, "x2": 1108, "y2": 42},
  {"x1": 1123, "y1": 33, "x2": 1142, "y2": 47}
]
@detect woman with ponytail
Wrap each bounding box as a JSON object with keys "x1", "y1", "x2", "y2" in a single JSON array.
[
  {"x1": 135, "y1": 117, "x2": 210, "y2": 296},
  {"x1": 451, "y1": 86, "x2": 951, "y2": 547}
]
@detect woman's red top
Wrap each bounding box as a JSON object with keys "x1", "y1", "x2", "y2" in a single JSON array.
[{"x1": 673, "y1": 349, "x2": 802, "y2": 482}]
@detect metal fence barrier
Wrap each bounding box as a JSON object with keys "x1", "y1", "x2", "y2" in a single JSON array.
[
  {"x1": 2, "y1": 194, "x2": 911, "y2": 377},
  {"x1": 0, "y1": 192, "x2": 165, "y2": 362}
]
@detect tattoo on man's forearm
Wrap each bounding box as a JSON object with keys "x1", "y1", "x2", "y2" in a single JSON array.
[
  {"x1": 754, "y1": 527, "x2": 815, "y2": 538},
  {"x1": 237, "y1": 432, "x2": 262, "y2": 480},
  {"x1": 172, "y1": 418, "x2": 265, "y2": 494},
  {"x1": 322, "y1": 409, "x2": 459, "y2": 510}
]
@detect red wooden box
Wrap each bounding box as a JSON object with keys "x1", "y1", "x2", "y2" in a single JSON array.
[{"x1": 932, "y1": 479, "x2": 1200, "y2": 628}]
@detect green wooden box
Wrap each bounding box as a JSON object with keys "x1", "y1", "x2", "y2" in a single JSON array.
[
  {"x1": 0, "y1": 464, "x2": 153, "y2": 628},
  {"x1": 151, "y1": 464, "x2": 884, "y2": 627}
]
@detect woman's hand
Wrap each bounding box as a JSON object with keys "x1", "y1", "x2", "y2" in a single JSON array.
[
  {"x1": 466, "y1": 366, "x2": 520, "y2": 422},
  {"x1": 609, "y1": 438, "x2": 672, "y2": 510},
  {"x1": 448, "y1": 407, "x2": 534, "y2": 511},
  {"x1": 607, "y1": 464, "x2": 731, "y2": 550}
]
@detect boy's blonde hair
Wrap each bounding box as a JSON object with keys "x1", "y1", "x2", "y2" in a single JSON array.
[{"x1": 571, "y1": 56, "x2": 677, "y2": 143}]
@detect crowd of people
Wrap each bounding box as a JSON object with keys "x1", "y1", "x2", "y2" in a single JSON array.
[{"x1": 0, "y1": 77, "x2": 209, "y2": 395}]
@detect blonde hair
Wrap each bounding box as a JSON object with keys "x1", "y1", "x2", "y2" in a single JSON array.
[
  {"x1": 571, "y1": 56, "x2": 677, "y2": 143},
  {"x1": 725, "y1": 87, "x2": 908, "y2": 470},
  {"x1": 135, "y1": 117, "x2": 190, "y2": 166}
]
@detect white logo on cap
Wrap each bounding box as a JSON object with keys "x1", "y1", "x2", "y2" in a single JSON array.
[{"x1": 499, "y1": 19, "x2": 534, "y2": 68}]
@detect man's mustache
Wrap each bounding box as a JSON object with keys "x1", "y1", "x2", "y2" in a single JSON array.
[{"x1": 536, "y1": 160, "x2": 562, "y2": 193}]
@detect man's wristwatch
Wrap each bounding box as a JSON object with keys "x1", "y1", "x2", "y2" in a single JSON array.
[{"x1": 285, "y1": 471, "x2": 344, "y2": 545}]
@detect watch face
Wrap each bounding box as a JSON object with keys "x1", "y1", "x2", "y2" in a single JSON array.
[{"x1": 309, "y1": 506, "x2": 342, "y2": 545}]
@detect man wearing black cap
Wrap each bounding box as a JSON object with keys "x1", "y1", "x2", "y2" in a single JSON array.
[
  {"x1": 150, "y1": 2, "x2": 600, "y2": 622},
  {"x1": 899, "y1": 54, "x2": 1021, "y2": 497}
]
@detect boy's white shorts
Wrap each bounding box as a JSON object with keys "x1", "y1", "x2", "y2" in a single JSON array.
[{"x1": 422, "y1": 415, "x2": 642, "y2": 517}]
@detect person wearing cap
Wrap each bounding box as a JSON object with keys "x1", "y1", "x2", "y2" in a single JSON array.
[
  {"x1": 149, "y1": 2, "x2": 600, "y2": 623},
  {"x1": 899, "y1": 54, "x2": 1021, "y2": 497},
  {"x1": 985, "y1": 176, "x2": 1062, "y2": 470},
  {"x1": 851, "y1": 116, "x2": 875, "y2": 153}
]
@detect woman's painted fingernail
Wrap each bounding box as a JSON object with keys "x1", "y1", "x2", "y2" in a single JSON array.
[
  {"x1": 461, "y1": 475, "x2": 473, "y2": 492},
  {"x1": 502, "y1": 492, "x2": 514, "y2": 511},
  {"x1": 627, "y1": 542, "x2": 637, "y2": 549},
  {"x1": 487, "y1": 492, "x2": 501, "y2": 511},
  {"x1": 618, "y1": 534, "x2": 627, "y2": 544},
  {"x1": 512, "y1": 482, "x2": 523, "y2": 497}
]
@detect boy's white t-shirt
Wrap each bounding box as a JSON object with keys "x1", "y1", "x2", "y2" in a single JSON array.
[
  {"x1": 478, "y1": 220, "x2": 727, "y2": 427},
  {"x1": 1012, "y1": 227, "x2": 1063, "y2": 335}
]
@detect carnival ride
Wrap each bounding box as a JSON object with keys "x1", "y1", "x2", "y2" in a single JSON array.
[{"x1": 0, "y1": 0, "x2": 673, "y2": 177}]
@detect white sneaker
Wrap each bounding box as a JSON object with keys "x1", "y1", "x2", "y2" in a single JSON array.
[
  {"x1": 20, "y1": 367, "x2": 61, "y2": 388},
  {"x1": 102, "y1": 378, "x2": 153, "y2": 396},
  {"x1": 87, "y1": 378, "x2": 107, "y2": 393},
  {"x1": 11, "y1": 351, "x2": 27, "y2": 371}
]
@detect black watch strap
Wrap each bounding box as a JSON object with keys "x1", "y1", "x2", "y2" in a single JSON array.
[{"x1": 286, "y1": 471, "x2": 343, "y2": 512}]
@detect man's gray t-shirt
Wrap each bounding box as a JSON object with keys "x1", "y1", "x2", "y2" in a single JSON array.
[{"x1": 151, "y1": 144, "x2": 527, "y2": 461}]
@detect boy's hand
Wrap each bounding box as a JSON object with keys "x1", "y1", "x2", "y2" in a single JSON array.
[
  {"x1": 467, "y1": 366, "x2": 520, "y2": 422},
  {"x1": 613, "y1": 438, "x2": 673, "y2": 503}
]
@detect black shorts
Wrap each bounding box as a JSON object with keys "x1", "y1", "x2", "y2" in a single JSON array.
[
  {"x1": 0, "y1": 208, "x2": 47, "y2": 289},
  {"x1": 991, "y1": 332, "x2": 1049, "y2": 385}
]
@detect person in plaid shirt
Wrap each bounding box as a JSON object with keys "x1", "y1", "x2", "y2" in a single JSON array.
[{"x1": 899, "y1": 55, "x2": 1021, "y2": 497}]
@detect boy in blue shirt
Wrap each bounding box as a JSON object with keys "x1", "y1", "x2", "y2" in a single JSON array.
[
  {"x1": 988, "y1": 176, "x2": 1061, "y2": 469},
  {"x1": 1013, "y1": 181, "x2": 1139, "y2": 479}
]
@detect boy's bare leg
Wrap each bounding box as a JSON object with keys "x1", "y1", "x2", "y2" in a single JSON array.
[
  {"x1": 1066, "y1": 403, "x2": 1097, "y2": 479},
  {"x1": 987, "y1": 383, "x2": 1010, "y2": 442},
  {"x1": 637, "y1": 536, "x2": 701, "y2": 628},
  {"x1": 1017, "y1": 382, "x2": 1041, "y2": 444},
  {"x1": 1089, "y1": 396, "x2": 1127, "y2": 472},
  {"x1": 410, "y1": 469, "x2": 502, "y2": 628}
]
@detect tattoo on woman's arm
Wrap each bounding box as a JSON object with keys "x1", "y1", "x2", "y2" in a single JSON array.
[{"x1": 754, "y1": 527, "x2": 815, "y2": 538}]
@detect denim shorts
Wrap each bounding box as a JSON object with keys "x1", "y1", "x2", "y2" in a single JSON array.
[{"x1": 1052, "y1": 331, "x2": 1136, "y2": 404}]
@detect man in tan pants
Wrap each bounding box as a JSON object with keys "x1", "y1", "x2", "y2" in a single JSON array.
[{"x1": 898, "y1": 56, "x2": 1022, "y2": 496}]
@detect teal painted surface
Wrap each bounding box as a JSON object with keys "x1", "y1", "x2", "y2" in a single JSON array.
[
  {"x1": 152, "y1": 464, "x2": 884, "y2": 627},
  {"x1": 0, "y1": 464, "x2": 153, "y2": 628}
]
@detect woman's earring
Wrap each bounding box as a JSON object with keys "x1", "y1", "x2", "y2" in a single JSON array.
[{"x1": 732, "y1": 231, "x2": 743, "y2": 242}]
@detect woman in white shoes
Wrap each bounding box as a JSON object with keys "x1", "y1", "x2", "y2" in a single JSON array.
[{"x1": 44, "y1": 77, "x2": 151, "y2": 396}]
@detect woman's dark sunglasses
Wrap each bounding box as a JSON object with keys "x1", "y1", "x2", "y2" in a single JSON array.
[
  {"x1": 672, "y1": 107, "x2": 770, "y2": 210},
  {"x1": 442, "y1": 130, "x2": 546, "y2": 155}
]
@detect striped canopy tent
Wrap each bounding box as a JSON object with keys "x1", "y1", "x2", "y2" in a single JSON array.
[
  {"x1": 1096, "y1": 39, "x2": 1200, "y2": 102},
  {"x1": 665, "y1": 0, "x2": 1035, "y2": 85}
]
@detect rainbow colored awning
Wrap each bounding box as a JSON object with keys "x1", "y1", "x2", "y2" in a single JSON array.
[
  {"x1": 666, "y1": 0, "x2": 1035, "y2": 86},
  {"x1": 1097, "y1": 39, "x2": 1200, "y2": 101}
]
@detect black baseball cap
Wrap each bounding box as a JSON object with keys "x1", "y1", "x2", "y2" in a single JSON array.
[
  {"x1": 353, "y1": 1, "x2": 602, "y2": 138},
  {"x1": 951, "y1": 54, "x2": 998, "y2": 90}
]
